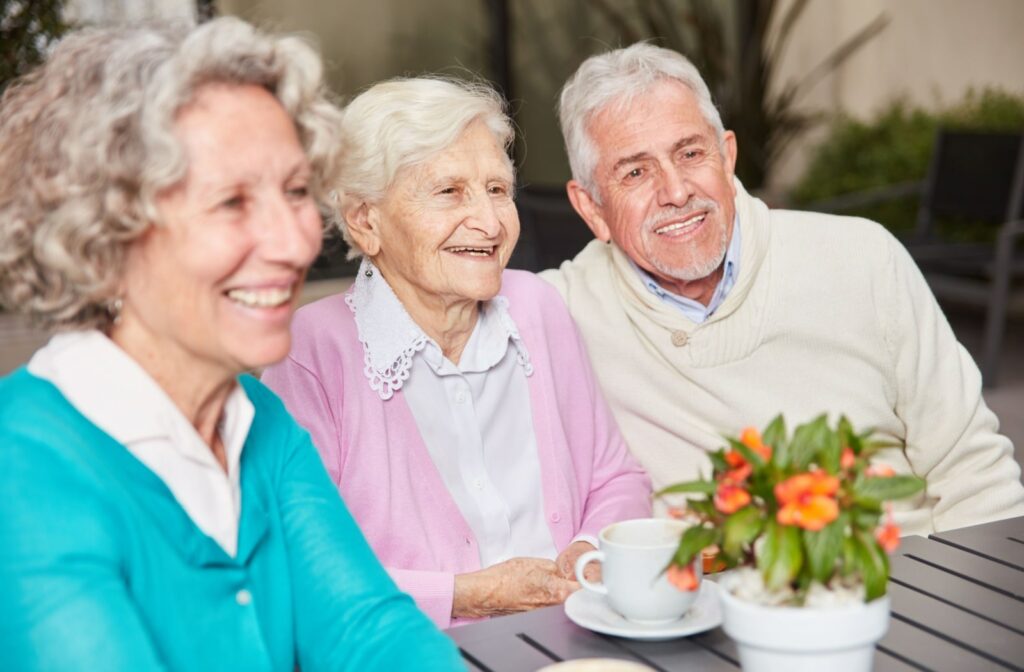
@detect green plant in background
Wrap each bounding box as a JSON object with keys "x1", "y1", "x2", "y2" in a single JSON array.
[
  {"x1": 792, "y1": 88, "x2": 1024, "y2": 238},
  {"x1": 1, "y1": 0, "x2": 67, "y2": 95}
]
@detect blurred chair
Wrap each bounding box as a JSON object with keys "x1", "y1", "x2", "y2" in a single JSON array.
[
  {"x1": 510, "y1": 185, "x2": 594, "y2": 272},
  {"x1": 810, "y1": 130, "x2": 1024, "y2": 387}
]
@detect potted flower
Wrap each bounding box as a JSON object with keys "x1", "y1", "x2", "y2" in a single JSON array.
[{"x1": 658, "y1": 414, "x2": 925, "y2": 672}]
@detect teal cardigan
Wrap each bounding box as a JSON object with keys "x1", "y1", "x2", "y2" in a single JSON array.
[{"x1": 0, "y1": 369, "x2": 464, "y2": 671}]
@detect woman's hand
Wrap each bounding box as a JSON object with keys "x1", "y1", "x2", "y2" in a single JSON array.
[
  {"x1": 555, "y1": 540, "x2": 600, "y2": 582},
  {"x1": 452, "y1": 557, "x2": 579, "y2": 619}
]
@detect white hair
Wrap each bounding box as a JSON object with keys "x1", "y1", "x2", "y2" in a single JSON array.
[
  {"x1": 333, "y1": 76, "x2": 514, "y2": 257},
  {"x1": 558, "y1": 43, "x2": 725, "y2": 200}
]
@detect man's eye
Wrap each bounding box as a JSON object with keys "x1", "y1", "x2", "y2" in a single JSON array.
[
  {"x1": 624, "y1": 168, "x2": 643, "y2": 180},
  {"x1": 683, "y1": 150, "x2": 703, "y2": 160},
  {"x1": 489, "y1": 184, "x2": 509, "y2": 196},
  {"x1": 438, "y1": 186, "x2": 458, "y2": 195},
  {"x1": 220, "y1": 195, "x2": 244, "y2": 209}
]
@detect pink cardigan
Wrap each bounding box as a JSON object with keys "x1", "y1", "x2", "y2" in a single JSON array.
[{"x1": 262, "y1": 270, "x2": 651, "y2": 628}]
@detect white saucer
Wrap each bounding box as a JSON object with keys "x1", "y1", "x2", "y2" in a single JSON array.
[{"x1": 564, "y1": 581, "x2": 722, "y2": 641}]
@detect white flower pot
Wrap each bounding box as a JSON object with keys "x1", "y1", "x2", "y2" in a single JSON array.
[{"x1": 718, "y1": 582, "x2": 891, "y2": 672}]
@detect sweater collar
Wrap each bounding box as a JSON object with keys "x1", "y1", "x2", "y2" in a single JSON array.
[
  {"x1": 609, "y1": 178, "x2": 770, "y2": 326},
  {"x1": 345, "y1": 258, "x2": 533, "y2": 400}
]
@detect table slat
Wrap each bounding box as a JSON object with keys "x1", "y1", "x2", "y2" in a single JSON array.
[
  {"x1": 886, "y1": 581, "x2": 1024, "y2": 669},
  {"x1": 930, "y1": 518, "x2": 1024, "y2": 571},
  {"x1": 899, "y1": 535, "x2": 1024, "y2": 599},
  {"x1": 457, "y1": 633, "x2": 558, "y2": 672},
  {"x1": 611, "y1": 636, "x2": 738, "y2": 671},
  {"x1": 879, "y1": 616, "x2": 1006, "y2": 671},
  {"x1": 889, "y1": 554, "x2": 1023, "y2": 631}
]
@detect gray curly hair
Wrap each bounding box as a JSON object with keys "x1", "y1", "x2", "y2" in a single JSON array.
[{"x1": 0, "y1": 17, "x2": 343, "y2": 330}]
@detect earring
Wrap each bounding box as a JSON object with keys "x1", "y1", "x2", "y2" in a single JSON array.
[{"x1": 108, "y1": 297, "x2": 124, "y2": 324}]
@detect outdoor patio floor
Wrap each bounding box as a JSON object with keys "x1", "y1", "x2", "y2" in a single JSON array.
[{"x1": 1, "y1": 279, "x2": 1020, "y2": 476}]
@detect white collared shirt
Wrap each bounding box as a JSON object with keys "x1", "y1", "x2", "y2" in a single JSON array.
[
  {"x1": 28, "y1": 330, "x2": 253, "y2": 557},
  {"x1": 349, "y1": 260, "x2": 558, "y2": 567}
]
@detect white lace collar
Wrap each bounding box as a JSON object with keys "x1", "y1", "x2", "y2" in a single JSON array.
[{"x1": 346, "y1": 258, "x2": 533, "y2": 400}]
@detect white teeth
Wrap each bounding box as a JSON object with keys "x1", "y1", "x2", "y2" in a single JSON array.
[
  {"x1": 656, "y1": 214, "x2": 705, "y2": 235},
  {"x1": 226, "y1": 286, "x2": 293, "y2": 308},
  {"x1": 447, "y1": 246, "x2": 494, "y2": 256}
]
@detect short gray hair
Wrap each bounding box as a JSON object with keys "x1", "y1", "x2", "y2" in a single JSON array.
[
  {"x1": 0, "y1": 17, "x2": 343, "y2": 330},
  {"x1": 559, "y1": 43, "x2": 725, "y2": 199},
  {"x1": 334, "y1": 76, "x2": 514, "y2": 257}
]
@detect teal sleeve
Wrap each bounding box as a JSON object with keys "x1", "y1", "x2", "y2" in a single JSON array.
[
  {"x1": 271, "y1": 400, "x2": 466, "y2": 671},
  {"x1": 0, "y1": 432, "x2": 167, "y2": 670}
]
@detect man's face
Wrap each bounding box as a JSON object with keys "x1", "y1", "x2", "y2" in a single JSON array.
[{"x1": 568, "y1": 80, "x2": 738, "y2": 302}]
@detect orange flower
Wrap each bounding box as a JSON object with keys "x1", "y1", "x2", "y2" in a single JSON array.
[
  {"x1": 866, "y1": 463, "x2": 896, "y2": 478},
  {"x1": 740, "y1": 427, "x2": 773, "y2": 462},
  {"x1": 715, "y1": 482, "x2": 751, "y2": 514},
  {"x1": 667, "y1": 562, "x2": 700, "y2": 592},
  {"x1": 722, "y1": 462, "x2": 752, "y2": 484},
  {"x1": 775, "y1": 470, "x2": 840, "y2": 531},
  {"x1": 876, "y1": 521, "x2": 901, "y2": 553},
  {"x1": 841, "y1": 447, "x2": 856, "y2": 469}
]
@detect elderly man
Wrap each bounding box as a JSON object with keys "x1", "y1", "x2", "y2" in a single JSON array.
[{"x1": 542, "y1": 43, "x2": 1024, "y2": 535}]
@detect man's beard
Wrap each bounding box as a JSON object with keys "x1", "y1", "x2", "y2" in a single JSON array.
[{"x1": 642, "y1": 199, "x2": 729, "y2": 282}]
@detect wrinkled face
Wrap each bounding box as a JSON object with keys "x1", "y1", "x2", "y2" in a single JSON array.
[
  {"x1": 115, "y1": 83, "x2": 322, "y2": 377},
  {"x1": 570, "y1": 80, "x2": 737, "y2": 298},
  {"x1": 367, "y1": 119, "x2": 519, "y2": 307}
]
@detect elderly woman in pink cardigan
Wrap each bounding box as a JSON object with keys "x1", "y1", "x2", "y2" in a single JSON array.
[{"x1": 262, "y1": 77, "x2": 651, "y2": 628}]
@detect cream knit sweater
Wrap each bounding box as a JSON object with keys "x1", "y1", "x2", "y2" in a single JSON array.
[{"x1": 543, "y1": 182, "x2": 1024, "y2": 535}]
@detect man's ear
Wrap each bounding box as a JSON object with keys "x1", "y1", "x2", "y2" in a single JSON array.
[
  {"x1": 567, "y1": 180, "x2": 611, "y2": 242},
  {"x1": 722, "y1": 130, "x2": 738, "y2": 185},
  {"x1": 344, "y1": 202, "x2": 381, "y2": 257}
]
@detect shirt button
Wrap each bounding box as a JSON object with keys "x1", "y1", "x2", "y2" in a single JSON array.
[
  {"x1": 473, "y1": 478, "x2": 484, "y2": 490},
  {"x1": 235, "y1": 589, "x2": 252, "y2": 606},
  {"x1": 671, "y1": 330, "x2": 689, "y2": 347},
  {"x1": 454, "y1": 390, "x2": 468, "y2": 404}
]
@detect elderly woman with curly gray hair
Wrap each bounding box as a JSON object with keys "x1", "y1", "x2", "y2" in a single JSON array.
[
  {"x1": 262, "y1": 77, "x2": 652, "y2": 628},
  {"x1": 0, "y1": 18, "x2": 463, "y2": 671}
]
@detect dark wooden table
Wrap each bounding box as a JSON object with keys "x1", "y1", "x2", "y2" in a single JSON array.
[{"x1": 447, "y1": 516, "x2": 1024, "y2": 671}]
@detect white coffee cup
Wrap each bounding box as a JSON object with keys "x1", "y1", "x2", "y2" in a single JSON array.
[{"x1": 574, "y1": 518, "x2": 702, "y2": 624}]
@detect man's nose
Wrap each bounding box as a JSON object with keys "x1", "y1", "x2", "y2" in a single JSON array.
[{"x1": 657, "y1": 165, "x2": 694, "y2": 208}]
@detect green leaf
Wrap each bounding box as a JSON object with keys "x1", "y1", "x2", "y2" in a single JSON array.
[
  {"x1": 803, "y1": 515, "x2": 844, "y2": 583},
  {"x1": 728, "y1": 438, "x2": 766, "y2": 468},
  {"x1": 686, "y1": 499, "x2": 717, "y2": 518},
  {"x1": 708, "y1": 449, "x2": 729, "y2": 473},
  {"x1": 819, "y1": 425, "x2": 842, "y2": 474},
  {"x1": 762, "y1": 414, "x2": 787, "y2": 453},
  {"x1": 758, "y1": 519, "x2": 803, "y2": 591},
  {"x1": 722, "y1": 506, "x2": 764, "y2": 557},
  {"x1": 854, "y1": 475, "x2": 925, "y2": 501},
  {"x1": 854, "y1": 532, "x2": 890, "y2": 601},
  {"x1": 655, "y1": 480, "x2": 717, "y2": 497},
  {"x1": 842, "y1": 536, "x2": 860, "y2": 577},
  {"x1": 851, "y1": 507, "x2": 882, "y2": 531},
  {"x1": 671, "y1": 525, "x2": 720, "y2": 567},
  {"x1": 788, "y1": 414, "x2": 829, "y2": 471}
]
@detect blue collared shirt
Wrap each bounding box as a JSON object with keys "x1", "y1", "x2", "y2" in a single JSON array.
[{"x1": 634, "y1": 218, "x2": 742, "y2": 323}]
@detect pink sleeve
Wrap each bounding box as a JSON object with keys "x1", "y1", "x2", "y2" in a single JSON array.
[
  {"x1": 261, "y1": 356, "x2": 343, "y2": 483},
  {"x1": 387, "y1": 569, "x2": 456, "y2": 629}
]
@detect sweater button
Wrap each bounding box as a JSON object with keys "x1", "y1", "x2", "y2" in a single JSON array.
[
  {"x1": 235, "y1": 589, "x2": 252, "y2": 606},
  {"x1": 671, "y1": 330, "x2": 689, "y2": 347},
  {"x1": 550, "y1": 512, "x2": 562, "y2": 523}
]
